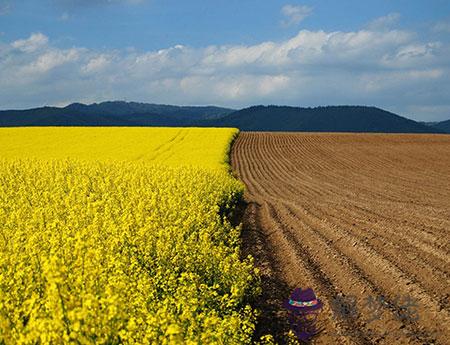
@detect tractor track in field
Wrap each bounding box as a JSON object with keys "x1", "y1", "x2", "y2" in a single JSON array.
[{"x1": 232, "y1": 132, "x2": 450, "y2": 344}]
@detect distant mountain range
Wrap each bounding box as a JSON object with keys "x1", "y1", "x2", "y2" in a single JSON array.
[
  {"x1": 205, "y1": 105, "x2": 448, "y2": 133},
  {"x1": 0, "y1": 101, "x2": 448, "y2": 134},
  {"x1": 422, "y1": 119, "x2": 450, "y2": 134},
  {"x1": 0, "y1": 102, "x2": 234, "y2": 127}
]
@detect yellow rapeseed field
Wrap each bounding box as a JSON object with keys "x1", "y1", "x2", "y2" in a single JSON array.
[
  {"x1": 0, "y1": 127, "x2": 258, "y2": 344},
  {"x1": 0, "y1": 127, "x2": 236, "y2": 169}
]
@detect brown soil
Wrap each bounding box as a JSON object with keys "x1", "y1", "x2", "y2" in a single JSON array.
[{"x1": 231, "y1": 132, "x2": 450, "y2": 345}]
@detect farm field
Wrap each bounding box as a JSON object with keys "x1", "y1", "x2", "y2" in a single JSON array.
[
  {"x1": 232, "y1": 132, "x2": 450, "y2": 344},
  {"x1": 0, "y1": 127, "x2": 235, "y2": 169},
  {"x1": 0, "y1": 127, "x2": 258, "y2": 344}
]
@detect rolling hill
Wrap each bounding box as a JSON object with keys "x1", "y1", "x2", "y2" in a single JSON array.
[
  {"x1": 207, "y1": 105, "x2": 443, "y2": 133},
  {"x1": 0, "y1": 102, "x2": 446, "y2": 134},
  {"x1": 0, "y1": 101, "x2": 234, "y2": 127},
  {"x1": 424, "y1": 119, "x2": 450, "y2": 134}
]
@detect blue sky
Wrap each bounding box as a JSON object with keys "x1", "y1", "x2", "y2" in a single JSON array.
[{"x1": 1, "y1": 0, "x2": 450, "y2": 120}]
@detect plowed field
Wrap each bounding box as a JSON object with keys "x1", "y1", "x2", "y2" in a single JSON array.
[{"x1": 232, "y1": 132, "x2": 450, "y2": 344}]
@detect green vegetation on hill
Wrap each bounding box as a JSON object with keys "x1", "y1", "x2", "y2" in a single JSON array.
[
  {"x1": 208, "y1": 105, "x2": 444, "y2": 133},
  {"x1": 427, "y1": 119, "x2": 450, "y2": 133},
  {"x1": 0, "y1": 102, "x2": 446, "y2": 134},
  {"x1": 0, "y1": 101, "x2": 234, "y2": 127}
]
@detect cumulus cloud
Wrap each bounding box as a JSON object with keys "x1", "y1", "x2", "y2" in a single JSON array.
[
  {"x1": 1, "y1": 28, "x2": 449, "y2": 120},
  {"x1": 281, "y1": 4, "x2": 313, "y2": 27},
  {"x1": 11, "y1": 33, "x2": 49, "y2": 53}
]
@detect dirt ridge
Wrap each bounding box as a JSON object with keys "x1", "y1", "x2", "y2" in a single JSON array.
[{"x1": 232, "y1": 132, "x2": 450, "y2": 344}]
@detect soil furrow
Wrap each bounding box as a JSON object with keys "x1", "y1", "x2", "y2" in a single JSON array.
[{"x1": 232, "y1": 132, "x2": 450, "y2": 344}]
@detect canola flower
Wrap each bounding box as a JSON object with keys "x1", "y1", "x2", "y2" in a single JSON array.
[
  {"x1": 0, "y1": 127, "x2": 236, "y2": 170},
  {"x1": 0, "y1": 128, "x2": 259, "y2": 344}
]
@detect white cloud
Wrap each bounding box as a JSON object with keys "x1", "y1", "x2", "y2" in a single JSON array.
[
  {"x1": 81, "y1": 54, "x2": 113, "y2": 74},
  {"x1": 178, "y1": 74, "x2": 291, "y2": 101},
  {"x1": 1, "y1": 29, "x2": 449, "y2": 120},
  {"x1": 281, "y1": 4, "x2": 313, "y2": 27},
  {"x1": 11, "y1": 33, "x2": 49, "y2": 53},
  {"x1": 367, "y1": 13, "x2": 401, "y2": 31},
  {"x1": 20, "y1": 49, "x2": 80, "y2": 75}
]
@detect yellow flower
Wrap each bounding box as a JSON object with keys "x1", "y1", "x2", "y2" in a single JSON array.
[{"x1": 0, "y1": 128, "x2": 258, "y2": 344}]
